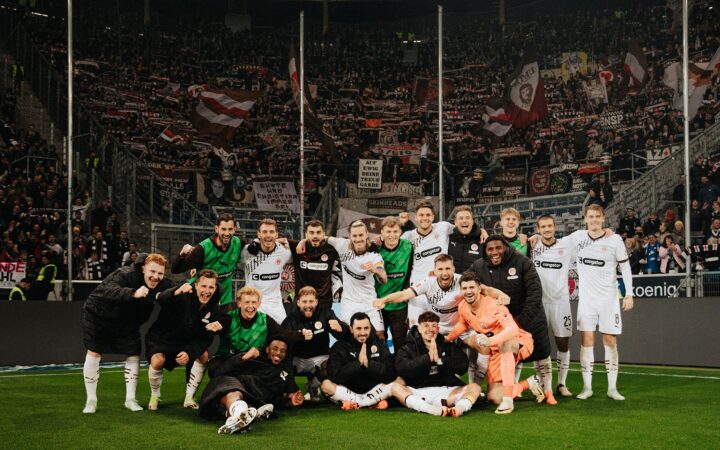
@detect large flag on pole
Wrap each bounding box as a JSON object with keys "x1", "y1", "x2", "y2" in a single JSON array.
[
  {"x1": 505, "y1": 55, "x2": 548, "y2": 128},
  {"x1": 190, "y1": 88, "x2": 259, "y2": 140},
  {"x1": 289, "y1": 46, "x2": 338, "y2": 162},
  {"x1": 481, "y1": 98, "x2": 512, "y2": 137},
  {"x1": 623, "y1": 40, "x2": 649, "y2": 92},
  {"x1": 671, "y1": 47, "x2": 720, "y2": 120}
]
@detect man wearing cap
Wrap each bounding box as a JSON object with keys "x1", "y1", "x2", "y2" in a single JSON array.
[{"x1": 8, "y1": 277, "x2": 31, "y2": 301}]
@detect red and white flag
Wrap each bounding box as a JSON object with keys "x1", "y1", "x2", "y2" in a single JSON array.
[
  {"x1": 157, "y1": 125, "x2": 188, "y2": 145},
  {"x1": 190, "y1": 88, "x2": 259, "y2": 139},
  {"x1": 623, "y1": 40, "x2": 648, "y2": 89},
  {"x1": 681, "y1": 47, "x2": 720, "y2": 119},
  {"x1": 187, "y1": 84, "x2": 208, "y2": 98},
  {"x1": 506, "y1": 57, "x2": 548, "y2": 128},
  {"x1": 481, "y1": 98, "x2": 512, "y2": 137}
]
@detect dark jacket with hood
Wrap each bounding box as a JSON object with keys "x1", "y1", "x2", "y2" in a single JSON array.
[
  {"x1": 84, "y1": 253, "x2": 174, "y2": 329},
  {"x1": 449, "y1": 223, "x2": 484, "y2": 273},
  {"x1": 468, "y1": 238, "x2": 550, "y2": 362},
  {"x1": 281, "y1": 305, "x2": 349, "y2": 359},
  {"x1": 395, "y1": 325, "x2": 468, "y2": 388},
  {"x1": 327, "y1": 330, "x2": 395, "y2": 393}
]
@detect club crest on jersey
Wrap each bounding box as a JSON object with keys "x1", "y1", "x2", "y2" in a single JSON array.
[
  {"x1": 601, "y1": 247, "x2": 607, "y2": 253},
  {"x1": 480, "y1": 322, "x2": 488, "y2": 330},
  {"x1": 558, "y1": 249, "x2": 563, "y2": 256},
  {"x1": 433, "y1": 233, "x2": 439, "y2": 239},
  {"x1": 371, "y1": 345, "x2": 378, "y2": 353},
  {"x1": 315, "y1": 321, "x2": 322, "y2": 329},
  {"x1": 321, "y1": 254, "x2": 328, "y2": 262},
  {"x1": 276, "y1": 258, "x2": 282, "y2": 265},
  {"x1": 471, "y1": 244, "x2": 479, "y2": 251},
  {"x1": 508, "y1": 268, "x2": 516, "y2": 276}
]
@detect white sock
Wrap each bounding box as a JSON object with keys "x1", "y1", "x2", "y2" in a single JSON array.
[
  {"x1": 557, "y1": 350, "x2": 570, "y2": 386},
  {"x1": 454, "y1": 398, "x2": 473, "y2": 414},
  {"x1": 83, "y1": 354, "x2": 101, "y2": 402},
  {"x1": 148, "y1": 367, "x2": 163, "y2": 397},
  {"x1": 533, "y1": 356, "x2": 553, "y2": 392},
  {"x1": 406, "y1": 395, "x2": 443, "y2": 416},
  {"x1": 185, "y1": 361, "x2": 207, "y2": 399},
  {"x1": 605, "y1": 344, "x2": 619, "y2": 391},
  {"x1": 514, "y1": 362, "x2": 523, "y2": 383},
  {"x1": 124, "y1": 356, "x2": 140, "y2": 402},
  {"x1": 474, "y1": 354, "x2": 490, "y2": 383},
  {"x1": 580, "y1": 346, "x2": 594, "y2": 391},
  {"x1": 228, "y1": 399, "x2": 248, "y2": 418},
  {"x1": 329, "y1": 386, "x2": 359, "y2": 403},
  {"x1": 357, "y1": 383, "x2": 393, "y2": 407}
]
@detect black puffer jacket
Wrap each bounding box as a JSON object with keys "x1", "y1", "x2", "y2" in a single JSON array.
[
  {"x1": 395, "y1": 326, "x2": 468, "y2": 388},
  {"x1": 327, "y1": 332, "x2": 395, "y2": 394},
  {"x1": 468, "y1": 245, "x2": 550, "y2": 361},
  {"x1": 84, "y1": 254, "x2": 174, "y2": 326},
  {"x1": 448, "y1": 224, "x2": 484, "y2": 273}
]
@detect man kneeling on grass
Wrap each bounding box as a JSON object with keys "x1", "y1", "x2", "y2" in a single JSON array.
[
  {"x1": 198, "y1": 336, "x2": 303, "y2": 435},
  {"x1": 392, "y1": 311, "x2": 482, "y2": 417},
  {"x1": 145, "y1": 269, "x2": 227, "y2": 411},
  {"x1": 321, "y1": 312, "x2": 397, "y2": 410}
]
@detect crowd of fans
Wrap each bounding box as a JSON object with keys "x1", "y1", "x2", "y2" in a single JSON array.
[
  {"x1": 1, "y1": 86, "x2": 136, "y2": 286},
  {"x1": 12, "y1": 0, "x2": 720, "y2": 204}
]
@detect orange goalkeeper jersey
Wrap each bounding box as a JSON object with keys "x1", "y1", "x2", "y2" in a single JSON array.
[{"x1": 446, "y1": 295, "x2": 531, "y2": 346}]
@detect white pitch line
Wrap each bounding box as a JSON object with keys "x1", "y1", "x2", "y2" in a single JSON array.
[
  {"x1": 566, "y1": 368, "x2": 720, "y2": 380},
  {"x1": 0, "y1": 370, "x2": 125, "y2": 378}
]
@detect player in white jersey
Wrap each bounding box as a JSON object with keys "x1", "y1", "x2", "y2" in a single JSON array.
[
  {"x1": 400, "y1": 201, "x2": 487, "y2": 327},
  {"x1": 530, "y1": 215, "x2": 577, "y2": 397},
  {"x1": 567, "y1": 205, "x2": 634, "y2": 401},
  {"x1": 328, "y1": 221, "x2": 387, "y2": 338},
  {"x1": 243, "y1": 219, "x2": 293, "y2": 324},
  {"x1": 374, "y1": 254, "x2": 509, "y2": 336}
]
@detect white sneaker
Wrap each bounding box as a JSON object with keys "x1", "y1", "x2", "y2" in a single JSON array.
[
  {"x1": 124, "y1": 399, "x2": 144, "y2": 412},
  {"x1": 607, "y1": 389, "x2": 625, "y2": 401},
  {"x1": 83, "y1": 399, "x2": 97, "y2": 414},
  {"x1": 495, "y1": 398, "x2": 514, "y2": 415},
  {"x1": 218, "y1": 407, "x2": 257, "y2": 435},
  {"x1": 556, "y1": 384, "x2": 573, "y2": 397},
  {"x1": 576, "y1": 389, "x2": 594, "y2": 400},
  {"x1": 256, "y1": 404, "x2": 274, "y2": 421},
  {"x1": 527, "y1": 375, "x2": 546, "y2": 403},
  {"x1": 183, "y1": 397, "x2": 199, "y2": 409}
]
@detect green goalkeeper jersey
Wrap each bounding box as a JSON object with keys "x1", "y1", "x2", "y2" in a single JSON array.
[{"x1": 376, "y1": 239, "x2": 413, "y2": 311}]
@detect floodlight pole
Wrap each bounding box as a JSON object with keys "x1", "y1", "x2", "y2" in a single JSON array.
[
  {"x1": 682, "y1": 0, "x2": 691, "y2": 297},
  {"x1": 66, "y1": 0, "x2": 74, "y2": 301},
  {"x1": 438, "y1": 4, "x2": 444, "y2": 220},
  {"x1": 299, "y1": 11, "x2": 305, "y2": 232}
]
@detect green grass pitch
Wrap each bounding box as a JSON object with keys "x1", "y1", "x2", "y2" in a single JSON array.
[{"x1": 2, "y1": 363, "x2": 719, "y2": 449}]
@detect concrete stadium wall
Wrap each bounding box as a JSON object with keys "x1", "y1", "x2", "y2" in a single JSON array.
[{"x1": 0, "y1": 297, "x2": 718, "y2": 367}]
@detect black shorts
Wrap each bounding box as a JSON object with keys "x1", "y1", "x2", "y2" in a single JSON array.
[{"x1": 83, "y1": 314, "x2": 141, "y2": 356}]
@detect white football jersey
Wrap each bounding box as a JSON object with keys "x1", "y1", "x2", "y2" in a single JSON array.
[
  {"x1": 328, "y1": 237, "x2": 384, "y2": 305},
  {"x1": 401, "y1": 222, "x2": 454, "y2": 284},
  {"x1": 244, "y1": 244, "x2": 292, "y2": 305},
  {"x1": 531, "y1": 237, "x2": 575, "y2": 304},
  {"x1": 568, "y1": 231, "x2": 628, "y2": 304},
  {"x1": 411, "y1": 273, "x2": 462, "y2": 334}
]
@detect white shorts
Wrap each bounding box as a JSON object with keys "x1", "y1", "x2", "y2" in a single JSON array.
[
  {"x1": 340, "y1": 301, "x2": 384, "y2": 331},
  {"x1": 293, "y1": 355, "x2": 328, "y2": 375},
  {"x1": 407, "y1": 295, "x2": 429, "y2": 328},
  {"x1": 577, "y1": 299, "x2": 622, "y2": 335},
  {"x1": 544, "y1": 301, "x2": 573, "y2": 338},
  {"x1": 408, "y1": 386, "x2": 465, "y2": 406},
  {"x1": 260, "y1": 301, "x2": 287, "y2": 325}
]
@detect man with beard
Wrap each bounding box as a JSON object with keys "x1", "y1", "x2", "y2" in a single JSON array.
[
  {"x1": 401, "y1": 201, "x2": 488, "y2": 327},
  {"x1": 281, "y1": 286, "x2": 347, "y2": 401},
  {"x1": 288, "y1": 220, "x2": 339, "y2": 309},
  {"x1": 145, "y1": 270, "x2": 227, "y2": 411},
  {"x1": 447, "y1": 273, "x2": 545, "y2": 414},
  {"x1": 468, "y1": 235, "x2": 555, "y2": 404},
  {"x1": 172, "y1": 212, "x2": 242, "y2": 306},
  {"x1": 375, "y1": 254, "x2": 509, "y2": 337},
  {"x1": 82, "y1": 253, "x2": 174, "y2": 414},
  {"x1": 321, "y1": 312, "x2": 397, "y2": 410},
  {"x1": 199, "y1": 336, "x2": 304, "y2": 435},
  {"x1": 449, "y1": 205, "x2": 485, "y2": 274},
  {"x1": 301, "y1": 221, "x2": 387, "y2": 338},
  {"x1": 243, "y1": 218, "x2": 293, "y2": 323},
  {"x1": 208, "y1": 286, "x2": 307, "y2": 376},
  {"x1": 392, "y1": 312, "x2": 482, "y2": 417}
]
